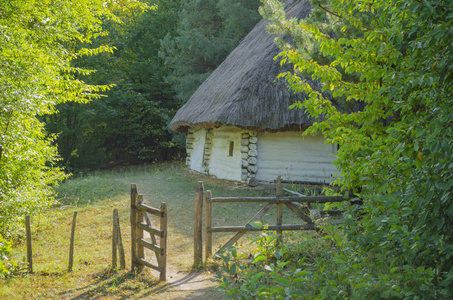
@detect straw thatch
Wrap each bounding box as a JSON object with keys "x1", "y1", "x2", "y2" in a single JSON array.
[{"x1": 169, "y1": 0, "x2": 319, "y2": 133}]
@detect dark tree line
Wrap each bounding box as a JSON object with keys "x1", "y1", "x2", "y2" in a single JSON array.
[{"x1": 44, "y1": 0, "x2": 261, "y2": 172}]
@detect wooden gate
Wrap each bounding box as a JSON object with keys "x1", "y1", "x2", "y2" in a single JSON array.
[
  {"x1": 202, "y1": 177, "x2": 350, "y2": 260},
  {"x1": 130, "y1": 184, "x2": 167, "y2": 281}
]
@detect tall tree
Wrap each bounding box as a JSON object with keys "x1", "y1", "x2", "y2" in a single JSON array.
[
  {"x1": 160, "y1": 0, "x2": 262, "y2": 101},
  {"x1": 0, "y1": 0, "x2": 146, "y2": 234},
  {"x1": 43, "y1": 0, "x2": 182, "y2": 171},
  {"x1": 262, "y1": 0, "x2": 452, "y2": 296}
]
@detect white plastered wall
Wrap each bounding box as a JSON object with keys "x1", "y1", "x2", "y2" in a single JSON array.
[
  {"x1": 208, "y1": 126, "x2": 243, "y2": 181},
  {"x1": 256, "y1": 131, "x2": 338, "y2": 183},
  {"x1": 188, "y1": 128, "x2": 206, "y2": 173}
]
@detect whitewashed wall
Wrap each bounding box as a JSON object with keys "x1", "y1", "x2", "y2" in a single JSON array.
[
  {"x1": 209, "y1": 126, "x2": 242, "y2": 181},
  {"x1": 188, "y1": 128, "x2": 206, "y2": 173},
  {"x1": 256, "y1": 131, "x2": 338, "y2": 183}
]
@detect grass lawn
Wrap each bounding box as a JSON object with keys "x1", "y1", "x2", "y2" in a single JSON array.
[{"x1": 0, "y1": 162, "x2": 322, "y2": 299}]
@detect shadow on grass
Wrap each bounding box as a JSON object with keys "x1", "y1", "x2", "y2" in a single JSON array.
[{"x1": 58, "y1": 268, "x2": 226, "y2": 300}]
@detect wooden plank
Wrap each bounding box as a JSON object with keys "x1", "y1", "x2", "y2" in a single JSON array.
[
  {"x1": 209, "y1": 224, "x2": 317, "y2": 232},
  {"x1": 160, "y1": 202, "x2": 167, "y2": 281},
  {"x1": 137, "y1": 202, "x2": 164, "y2": 217},
  {"x1": 282, "y1": 188, "x2": 305, "y2": 197},
  {"x1": 208, "y1": 195, "x2": 347, "y2": 203},
  {"x1": 137, "y1": 258, "x2": 162, "y2": 272},
  {"x1": 144, "y1": 212, "x2": 160, "y2": 263},
  {"x1": 130, "y1": 183, "x2": 139, "y2": 271},
  {"x1": 25, "y1": 216, "x2": 33, "y2": 273},
  {"x1": 68, "y1": 212, "x2": 77, "y2": 272},
  {"x1": 284, "y1": 203, "x2": 314, "y2": 224},
  {"x1": 215, "y1": 203, "x2": 274, "y2": 256},
  {"x1": 193, "y1": 181, "x2": 204, "y2": 267},
  {"x1": 137, "y1": 223, "x2": 164, "y2": 238},
  {"x1": 205, "y1": 190, "x2": 212, "y2": 260},
  {"x1": 137, "y1": 238, "x2": 164, "y2": 256}
]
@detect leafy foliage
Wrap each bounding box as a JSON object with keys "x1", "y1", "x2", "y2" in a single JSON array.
[
  {"x1": 43, "y1": 0, "x2": 182, "y2": 172},
  {"x1": 253, "y1": 0, "x2": 453, "y2": 297},
  {"x1": 0, "y1": 0, "x2": 145, "y2": 234},
  {"x1": 160, "y1": 0, "x2": 262, "y2": 101}
]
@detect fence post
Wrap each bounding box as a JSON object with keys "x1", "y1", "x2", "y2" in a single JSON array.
[
  {"x1": 130, "y1": 183, "x2": 139, "y2": 271},
  {"x1": 112, "y1": 209, "x2": 118, "y2": 269},
  {"x1": 136, "y1": 195, "x2": 145, "y2": 273},
  {"x1": 205, "y1": 190, "x2": 212, "y2": 261},
  {"x1": 68, "y1": 211, "x2": 77, "y2": 272},
  {"x1": 276, "y1": 176, "x2": 283, "y2": 245},
  {"x1": 193, "y1": 181, "x2": 204, "y2": 267},
  {"x1": 160, "y1": 202, "x2": 167, "y2": 281},
  {"x1": 116, "y1": 212, "x2": 126, "y2": 270},
  {"x1": 25, "y1": 216, "x2": 33, "y2": 273}
]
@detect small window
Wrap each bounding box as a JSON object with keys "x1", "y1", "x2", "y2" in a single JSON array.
[{"x1": 228, "y1": 141, "x2": 234, "y2": 157}]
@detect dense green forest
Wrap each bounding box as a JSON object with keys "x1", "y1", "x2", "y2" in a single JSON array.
[{"x1": 1, "y1": 0, "x2": 452, "y2": 298}]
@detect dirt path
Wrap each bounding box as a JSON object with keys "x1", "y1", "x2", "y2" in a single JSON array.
[{"x1": 138, "y1": 233, "x2": 229, "y2": 300}]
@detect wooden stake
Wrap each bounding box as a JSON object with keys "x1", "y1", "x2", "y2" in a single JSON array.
[
  {"x1": 115, "y1": 210, "x2": 126, "y2": 270},
  {"x1": 130, "y1": 183, "x2": 138, "y2": 272},
  {"x1": 205, "y1": 190, "x2": 212, "y2": 260},
  {"x1": 112, "y1": 209, "x2": 119, "y2": 269},
  {"x1": 68, "y1": 211, "x2": 77, "y2": 272},
  {"x1": 193, "y1": 181, "x2": 204, "y2": 267},
  {"x1": 160, "y1": 202, "x2": 167, "y2": 281},
  {"x1": 25, "y1": 216, "x2": 33, "y2": 273}
]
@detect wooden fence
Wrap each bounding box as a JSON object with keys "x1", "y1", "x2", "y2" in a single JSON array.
[
  {"x1": 130, "y1": 184, "x2": 167, "y2": 281},
  {"x1": 196, "y1": 177, "x2": 351, "y2": 262}
]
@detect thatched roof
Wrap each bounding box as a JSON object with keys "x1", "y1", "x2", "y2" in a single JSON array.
[{"x1": 169, "y1": 0, "x2": 320, "y2": 133}]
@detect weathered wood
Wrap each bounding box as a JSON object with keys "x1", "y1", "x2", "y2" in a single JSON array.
[
  {"x1": 68, "y1": 211, "x2": 77, "y2": 272},
  {"x1": 276, "y1": 203, "x2": 283, "y2": 244},
  {"x1": 136, "y1": 195, "x2": 145, "y2": 272},
  {"x1": 215, "y1": 203, "x2": 273, "y2": 256},
  {"x1": 130, "y1": 183, "x2": 139, "y2": 271},
  {"x1": 247, "y1": 165, "x2": 258, "y2": 173},
  {"x1": 207, "y1": 195, "x2": 347, "y2": 203},
  {"x1": 248, "y1": 149, "x2": 258, "y2": 157},
  {"x1": 112, "y1": 210, "x2": 118, "y2": 269},
  {"x1": 249, "y1": 136, "x2": 258, "y2": 144},
  {"x1": 144, "y1": 212, "x2": 160, "y2": 263},
  {"x1": 160, "y1": 202, "x2": 167, "y2": 281},
  {"x1": 205, "y1": 190, "x2": 213, "y2": 260},
  {"x1": 137, "y1": 223, "x2": 164, "y2": 238},
  {"x1": 248, "y1": 143, "x2": 257, "y2": 151},
  {"x1": 136, "y1": 202, "x2": 164, "y2": 217},
  {"x1": 282, "y1": 187, "x2": 305, "y2": 197},
  {"x1": 137, "y1": 238, "x2": 164, "y2": 256},
  {"x1": 209, "y1": 224, "x2": 317, "y2": 232},
  {"x1": 276, "y1": 176, "x2": 283, "y2": 197},
  {"x1": 284, "y1": 202, "x2": 313, "y2": 224},
  {"x1": 137, "y1": 258, "x2": 162, "y2": 272},
  {"x1": 247, "y1": 156, "x2": 257, "y2": 165},
  {"x1": 241, "y1": 139, "x2": 249, "y2": 146},
  {"x1": 115, "y1": 210, "x2": 126, "y2": 270},
  {"x1": 193, "y1": 181, "x2": 204, "y2": 267},
  {"x1": 25, "y1": 216, "x2": 33, "y2": 273}
]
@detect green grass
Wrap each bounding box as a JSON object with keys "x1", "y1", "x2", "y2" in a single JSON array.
[{"x1": 2, "y1": 162, "x2": 325, "y2": 299}]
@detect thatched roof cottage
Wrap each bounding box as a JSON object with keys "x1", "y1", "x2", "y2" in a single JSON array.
[{"x1": 169, "y1": 0, "x2": 338, "y2": 184}]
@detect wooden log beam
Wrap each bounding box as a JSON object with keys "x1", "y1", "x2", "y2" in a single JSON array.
[
  {"x1": 208, "y1": 224, "x2": 317, "y2": 232},
  {"x1": 215, "y1": 203, "x2": 274, "y2": 257},
  {"x1": 137, "y1": 258, "x2": 162, "y2": 272},
  {"x1": 137, "y1": 238, "x2": 164, "y2": 256},
  {"x1": 137, "y1": 202, "x2": 164, "y2": 217},
  {"x1": 137, "y1": 222, "x2": 164, "y2": 238},
  {"x1": 208, "y1": 195, "x2": 347, "y2": 203}
]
